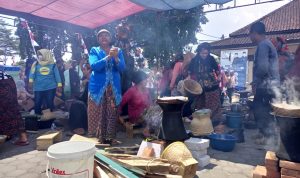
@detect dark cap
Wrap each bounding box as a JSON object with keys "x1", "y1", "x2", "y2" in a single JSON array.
[
  {"x1": 175, "y1": 52, "x2": 184, "y2": 62},
  {"x1": 133, "y1": 70, "x2": 148, "y2": 84},
  {"x1": 250, "y1": 21, "x2": 266, "y2": 35},
  {"x1": 196, "y1": 42, "x2": 211, "y2": 53}
]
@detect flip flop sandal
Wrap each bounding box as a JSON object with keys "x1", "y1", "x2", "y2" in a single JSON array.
[
  {"x1": 73, "y1": 128, "x2": 85, "y2": 135},
  {"x1": 66, "y1": 131, "x2": 74, "y2": 136},
  {"x1": 13, "y1": 140, "x2": 29, "y2": 146},
  {"x1": 110, "y1": 139, "x2": 122, "y2": 146},
  {"x1": 6, "y1": 136, "x2": 12, "y2": 141}
]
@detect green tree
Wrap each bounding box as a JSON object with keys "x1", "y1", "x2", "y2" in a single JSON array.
[
  {"x1": 97, "y1": 7, "x2": 208, "y2": 67},
  {"x1": 0, "y1": 19, "x2": 19, "y2": 64},
  {"x1": 127, "y1": 7, "x2": 208, "y2": 67}
]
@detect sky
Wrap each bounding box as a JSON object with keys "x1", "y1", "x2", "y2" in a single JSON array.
[{"x1": 196, "y1": 0, "x2": 291, "y2": 42}]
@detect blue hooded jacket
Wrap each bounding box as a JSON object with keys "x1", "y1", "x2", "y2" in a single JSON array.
[{"x1": 88, "y1": 46, "x2": 125, "y2": 105}]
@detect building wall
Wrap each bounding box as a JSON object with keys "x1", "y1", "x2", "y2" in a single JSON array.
[{"x1": 213, "y1": 42, "x2": 300, "y2": 90}]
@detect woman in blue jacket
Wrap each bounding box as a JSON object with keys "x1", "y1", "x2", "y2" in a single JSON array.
[{"x1": 88, "y1": 29, "x2": 125, "y2": 144}]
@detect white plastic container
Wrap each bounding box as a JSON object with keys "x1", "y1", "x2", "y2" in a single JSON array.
[
  {"x1": 197, "y1": 155, "x2": 210, "y2": 168},
  {"x1": 47, "y1": 141, "x2": 96, "y2": 178},
  {"x1": 191, "y1": 149, "x2": 208, "y2": 158},
  {"x1": 184, "y1": 138, "x2": 210, "y2": 151}
]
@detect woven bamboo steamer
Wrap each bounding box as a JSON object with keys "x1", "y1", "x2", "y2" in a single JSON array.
[
  {"x1": 161, "y1": 142, "x2": 198, "y2": 178},
  {"x1": 161, "y1": 142, "x2": 193, "y2": 162},
  {"x1": 183, "y1": 79, "x2": 203, "y2": 97}
]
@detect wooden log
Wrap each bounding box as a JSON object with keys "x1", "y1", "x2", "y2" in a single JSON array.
[
  {"x1": 280, "y1": 160, "x2": 300, "y2": 171},
  {"x1": 105, "y1": 154, "x2": 172, "y2": 174},
  {"x1": 36, "y1": 131, "x2": 62, "y2": 150},
  {"x1": 253, "y1": 165, "x2": 267, "y2": 178},
  {"x1": 104, "y1": 145, "x2": 139, "y2": 154},
  {"x1": 95, "y1": 152, "x2": 139, "y2": 178},
  {"x1": 95, "y1": 160, "x2": 118, "y2": 178},
  {"x1": 69, "y1": 134, "x2": 110, "y2": 147},
  {"x1": 265, "y1": 151, "x2": 279, "y2": 168},
  {"x1": 281, "y1": 168, "x2": 300, "y2": 177},
  {"x1": 105, "y1": 155, "x2": 147, "y2": 177},
  {"x1": 281, "y1": 175, "x2": 297, "y2": 178},
  {"x1": 125, "y1": 122, "x2": 144, "y2": 138},
  {"x1": 146, "y1": 174, "x2": 183, "y2": 178}
]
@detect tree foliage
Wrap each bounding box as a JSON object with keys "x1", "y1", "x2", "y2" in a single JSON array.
[
  {"x1": 127, "y1": 7, "x2": 208, "y2": 67},
  {"x1": 0, "y1": 19, "x2": 19, "y2": 58},
  {"x1": 15, "y1": 6, "x2": 207, "y2": 68},
  {"x1": 97, "y1": 7, "x2": 208, "y2": 67}
]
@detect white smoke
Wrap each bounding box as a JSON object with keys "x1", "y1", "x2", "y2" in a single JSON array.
[{"x1": 273, "y1": 77, "x2": 300, "y2": 105}]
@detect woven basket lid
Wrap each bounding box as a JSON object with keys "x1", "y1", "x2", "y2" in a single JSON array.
[
  {"x1": 161, "y1": 142, "x2": 193, "y2": 163},
  {"x1": 183, "y1": 79, "x2": 202, "y2": 95}
]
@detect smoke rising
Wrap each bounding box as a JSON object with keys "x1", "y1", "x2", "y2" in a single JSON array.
[{"x1": 272, "y1": 77, "x2": 300, "y2": 106}]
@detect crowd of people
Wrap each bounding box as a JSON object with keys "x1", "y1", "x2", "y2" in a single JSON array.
[{"x1": 1, "y1": 21, "x2": 300, "y2": 146}]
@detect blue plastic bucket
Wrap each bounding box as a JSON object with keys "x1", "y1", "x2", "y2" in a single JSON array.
[{"x1": 226, "y1": 112, "x2": 245, "y2": 129}]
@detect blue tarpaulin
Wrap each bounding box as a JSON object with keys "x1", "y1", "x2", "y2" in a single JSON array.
[{"x1": 0, "y1": 65, "x2": 21, "y2": 71}]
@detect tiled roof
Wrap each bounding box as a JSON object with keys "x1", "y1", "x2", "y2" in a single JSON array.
[
  {"x1": 211, "y1": 32, "x2": 300, "y2": 49},
  {"x1": 230, "y1": 0, "x2": 300, "y2": 37},
  {"x1": 211, "y1": 0, "x2": 300, "y2": 49}
]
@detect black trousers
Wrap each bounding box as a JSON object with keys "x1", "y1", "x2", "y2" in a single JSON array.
[
  {"x1": 253, "y1": 88, "x2": 275, "y2": 137},
  {"x1": 34, "y1": 88, "x2": 56, "y2": 114}
]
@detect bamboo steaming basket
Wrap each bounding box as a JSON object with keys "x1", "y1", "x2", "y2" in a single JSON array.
[
  {"x1": 183, "y1": 79, "x2": 203, "y2": 97},
  {"x1": 161, "y1": 142, "x2": 198, "y2": 178}
]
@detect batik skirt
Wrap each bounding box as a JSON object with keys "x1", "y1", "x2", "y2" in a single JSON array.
[
  {"x1": 87, "y1": 85, "x2": 118, "y2": 140},
  {"x1": 0, "y1": 76, "x2": 25, "y2": 136}
]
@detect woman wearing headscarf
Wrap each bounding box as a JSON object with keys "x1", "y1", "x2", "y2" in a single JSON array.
[
  {"x1": 88, "y1": 29, "x2": 125, "y2": 144},
  {"x1": 188, "y1": 43, "x2": 222, "y2": 121},
  {"x1": 28, "y1": 49, "x2": 62, "y2": 115}
]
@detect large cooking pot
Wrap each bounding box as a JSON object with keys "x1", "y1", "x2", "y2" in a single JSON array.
[{"x1": 276, "y1": 115, "x2": 300, "y2": 162}]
